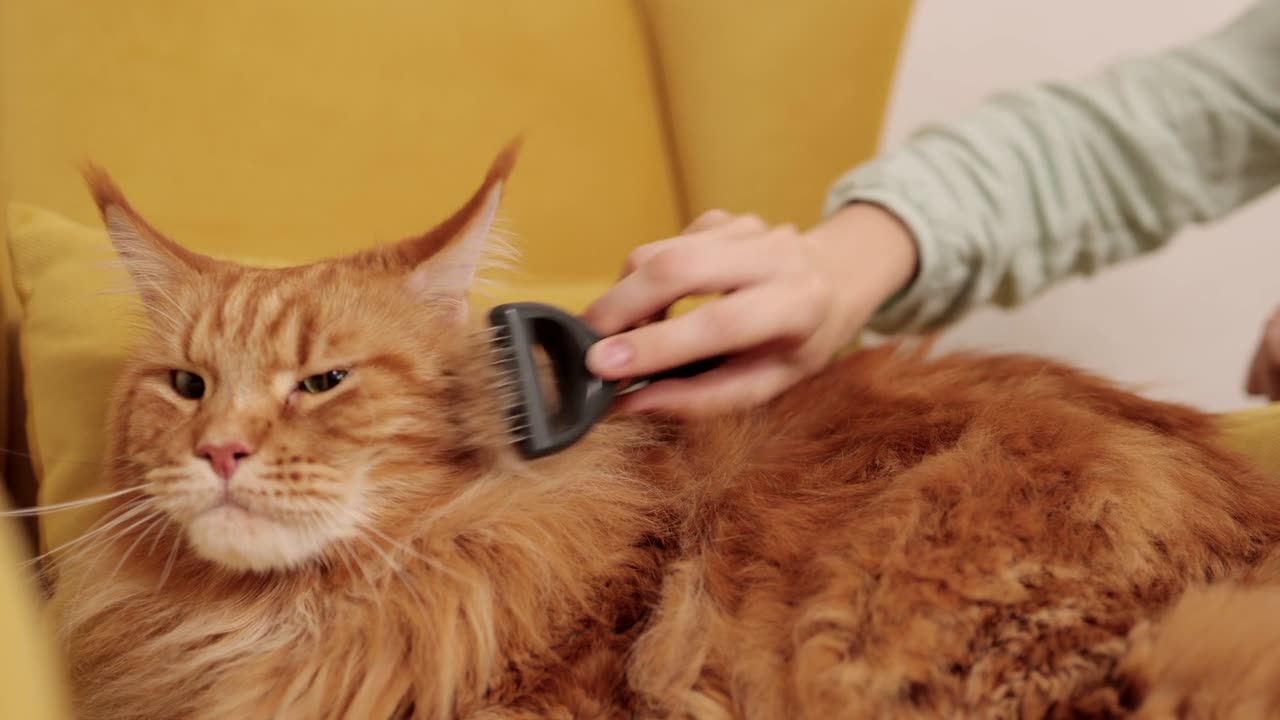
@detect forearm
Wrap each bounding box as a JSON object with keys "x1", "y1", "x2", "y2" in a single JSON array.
[{"x1": 826, "y1": 0, "x2": 1280, "y2": 333}]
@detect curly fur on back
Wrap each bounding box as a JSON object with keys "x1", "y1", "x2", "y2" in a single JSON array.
[{"x1": 50, "y1": 146, "x2": 1280, "y2": 719}]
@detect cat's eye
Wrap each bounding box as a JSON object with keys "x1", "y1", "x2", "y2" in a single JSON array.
[
  {"x1": 171, "y1": 370, "x2": 206, "y2": 400},
  {"x1": 299, "y1": 369, "x2": 348, "y2": 394}
]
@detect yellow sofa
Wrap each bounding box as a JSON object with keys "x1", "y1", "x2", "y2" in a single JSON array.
[{"x1": 0, "y1": 2, "x2": 1276, "y2": 717}]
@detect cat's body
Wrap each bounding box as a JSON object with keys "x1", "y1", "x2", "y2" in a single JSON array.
[{"x1": 50, "y1": 147, "x2": 1280, "y2": 718}]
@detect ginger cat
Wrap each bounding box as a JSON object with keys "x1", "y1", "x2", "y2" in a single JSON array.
[{"x1": 47, "y1": 144, "x2": 1280, "y2": 719}]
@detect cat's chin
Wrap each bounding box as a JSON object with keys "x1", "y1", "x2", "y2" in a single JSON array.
[{"x1": 185, "y1": 505, "x2": 329, "y2": 573}]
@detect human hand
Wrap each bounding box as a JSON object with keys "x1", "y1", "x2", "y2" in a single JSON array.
[
  {"x1": 581, "y1": 203, "x2": 918, "y2": 417},
  {"x1": 1246, "y1": 307, "x2": 1280, "y2": 401}
]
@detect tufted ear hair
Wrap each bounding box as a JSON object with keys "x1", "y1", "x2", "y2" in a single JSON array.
[
  {"x1": 358, "y1": 139, "x2": 520, "y2": 322},
  {"x1": 85, "y1": 167, "x2": 217, "y2": 327}
]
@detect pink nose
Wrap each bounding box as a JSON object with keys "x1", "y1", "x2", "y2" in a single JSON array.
[{"x1": 197, "y1": 442, "x2": 252, "y2": 481}]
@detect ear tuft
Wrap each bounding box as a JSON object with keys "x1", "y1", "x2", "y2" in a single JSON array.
[
  {"x1": 485, "y1": 138, "x2": 521, "y2": 192},
  {"x1": 366, "y1": 138, "x2": 523, "y2": 321},
  {"x1": 82, "y1": 165, "x2": 214, "y2": 325},
  {"x1": 84, "y1": 163, "x2": 127, "y2": 217},
  {"x1": 390, "y1": 138, "x2": 521, "y2": 269}
]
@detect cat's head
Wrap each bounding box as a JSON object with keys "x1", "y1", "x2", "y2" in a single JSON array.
[{"x1": 90, "y1": 143, "x2": 518, "y2": 573}]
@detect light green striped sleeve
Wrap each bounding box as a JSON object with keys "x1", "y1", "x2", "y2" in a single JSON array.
[{"x1": 825, "y1": 0, "x2": 1280, "y2": 334}]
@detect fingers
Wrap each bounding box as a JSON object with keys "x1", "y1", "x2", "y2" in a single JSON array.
[
  {"x1": 615, "y1": 211, "x2": 766, "y2": 279},
  {"x1": 1246, "y1": 309, "x2": 1280, "y2": 400},
  {"x1": 613, "y1": 350, "x2": 798, "y2": 417},
  {"x1": 1259, "y1": 365, "x2": 1280, "y2": 402},
  {"x1": 684, "y1": 208, "x2": 769, "y2": 234},
  {"x1": 1247, "y1": 334, "x2": 1269, "y2": 396},
  {"x1": 582, "y1": 210, "x2": 827, "y2": 415},
  {"x1": 584, "y1": 224, "x2": 786, "y2": 338},
  {"x1": 586, "y1": 284, "x2": 820, "y2": 380},
  {"x1": 1267, "y1": 313, "x2": 1280, "y2": 401}
]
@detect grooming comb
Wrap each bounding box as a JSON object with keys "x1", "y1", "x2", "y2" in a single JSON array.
[{"x1": 485, "y1": 302, "x2": 724, "y2": 460}]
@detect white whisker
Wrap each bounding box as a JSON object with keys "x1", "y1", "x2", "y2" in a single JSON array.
[
  {"x1": 352, "y1": 533, "x2": 427, "y2": 609},
  {"x1": 71, "y1": 509, "x2": 162, "y2": 597},
  {"x1": 361, "y1": 523, "x2": 463, "y2": 584},
  {"x1": 0, "y1": 485, "x2": 148, "y2": 517},
  {"x1": 23, "y1": 501, "x2": 154, "y2": 569},
  {"x1": 304, "y1": 504, "x2": 376, "y2": 588},
  {"x1": 104, "y1": 513, "x2": 167, "y2": 587},
  {"x1": 330, "y1": 540, "x2": 360, "y2": 582},
  {"x1": 343, "y1": 544, "x2": 377, "y2": 589},
  {"x1": 147, "y1": 516, "x2": 175, "y2": 558},
  {"x1": 156, "y1": 533, "x2": 182, "y2": 591}
]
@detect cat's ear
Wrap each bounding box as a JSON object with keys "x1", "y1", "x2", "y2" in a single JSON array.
[
  {"x1": 378, "y1": 140, "x2": 520, "y2": 321},
  {"x1": 84, "y1": 167, "x2": 214, "y2": 321}
]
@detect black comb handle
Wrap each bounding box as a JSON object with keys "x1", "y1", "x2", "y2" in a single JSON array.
[
  {"x1": 619, "y1": 354, "x2": 726, "y2": 394},
  {"x1": 487, "y1": 302, "x2": 726, "y2": 460}
]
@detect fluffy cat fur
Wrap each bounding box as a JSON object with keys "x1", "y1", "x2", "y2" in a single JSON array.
[{"x1": 47, "y1": 143, "x2": 1280, "y2": 719}]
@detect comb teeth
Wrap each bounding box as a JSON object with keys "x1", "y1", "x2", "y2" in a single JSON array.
[
  {"x1": 483, "y1": 302, "x2": 621, "y2": 460},
  {"x1": 486, "y1": 330, "x2": 526, "y2": 425},
  {"x1": 484, "y1": 316, "x2": 541, "y2": 452}
]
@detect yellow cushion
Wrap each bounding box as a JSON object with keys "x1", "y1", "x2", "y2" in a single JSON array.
[
  {"x1": 0, "y1": 500, "x2": 70, "y2": 720},
  {"x1": 1218, "y1": 403, "x2": 1280, "y2": 481},
  {"x1": 7, "y1": 204, "x2": 144, "y2": 553}
]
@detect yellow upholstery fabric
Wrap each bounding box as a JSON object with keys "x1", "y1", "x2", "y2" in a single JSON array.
[
  {"x1": 0, "y1": 1, "x2": 684, "y2": 277},
  {"x1": 1218, "y1": 404, "x2": 1280, "y2": 481},
  {"x1": 6, "y1": 206, "x2": 133, "y2": 554},
  {"x1": 642, "y1": 1, "x2": 912, "y2": 224},
  {"x1": 0, "y1": 499, "x2": 69, "y2": 720}
]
